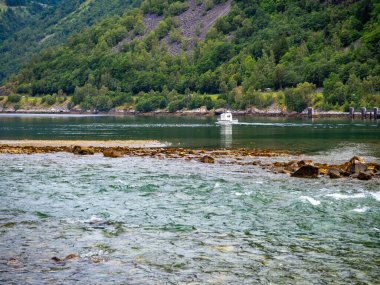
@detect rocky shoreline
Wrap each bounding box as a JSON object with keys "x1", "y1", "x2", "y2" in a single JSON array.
[
  {"x1": 1, "y1": 143, "x2": 378, "y2": 181},
  {"x1": 1, "y1": 101, "x2": 378, "y2": 118},
  {"x1": 0, "y1": 109, "x2": 373, "y2": 118}
]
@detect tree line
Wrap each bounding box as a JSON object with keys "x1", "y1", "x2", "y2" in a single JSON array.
[{"x1": 3, "y1": 0, "x2": 379, "y2": 112}]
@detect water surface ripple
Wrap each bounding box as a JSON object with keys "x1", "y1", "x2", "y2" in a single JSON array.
[{"x1": 1, "y1": 153, "x2": 379, "y2": 284}]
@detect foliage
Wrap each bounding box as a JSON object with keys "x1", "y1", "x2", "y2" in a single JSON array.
[
  {"x1": 2, "y1": 0, "x2": 380, "y2": 112},
  {"x1": 41, "y1": 94, "x2": 56, "y2": 105},
  {"x1": 136, "y1": 92, "x2": 167, "y2": 112},
  {"x1": 285, "y1": 82, "x2": 316, "y2": 112},
  {"x1": 7, "y1": 94, "x2": 22, "y2": 103},
  {"x1": 0, "y1": 0, "x2": 141, "y2": 83}
]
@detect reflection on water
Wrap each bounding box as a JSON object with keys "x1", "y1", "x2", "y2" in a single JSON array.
[{"x1": 220, "y1": 124, "x2": 233, "y2": 148}]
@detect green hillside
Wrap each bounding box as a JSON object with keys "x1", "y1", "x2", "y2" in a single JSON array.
[
  {"x1": 0, "y1": 0, "x2": 141, "y2": 82},
  {"x1": 0, "y1": 0, "x2": 60, "y2": 41},
  {"x1": 3, "y1": 0, "x2": 380, "y2": 112}
]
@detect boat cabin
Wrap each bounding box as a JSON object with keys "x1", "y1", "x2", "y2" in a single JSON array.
[{"x1": 220, "y1": 112, "x2": 233, "y2": 121}]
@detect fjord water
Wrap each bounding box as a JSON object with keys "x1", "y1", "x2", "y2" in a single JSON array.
[
  {"x1": 0, "y1": 114, "x2": 379, "y2": 283},
  {"x1": 0, "y1": 114, "x2": 379, "y2": 156}
]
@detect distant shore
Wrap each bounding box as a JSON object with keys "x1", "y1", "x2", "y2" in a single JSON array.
[{"x1": 0, "y1": 109, "x2": 377, "y2": 119}]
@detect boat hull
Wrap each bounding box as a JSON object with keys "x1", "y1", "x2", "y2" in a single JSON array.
[{"x1": 216, "y1": 119, "x2": 238, "y2": 125}]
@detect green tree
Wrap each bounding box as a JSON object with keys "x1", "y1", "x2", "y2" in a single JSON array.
[{"x1": 285, "y1": 82, "x2": 316, "y2": 112}]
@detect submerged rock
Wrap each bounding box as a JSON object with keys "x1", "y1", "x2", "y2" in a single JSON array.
[
  {"x1": 65, "y1": 253, "x2": 80, "y2": 260},
  {"x1": 7, "y1": 258, "x2": 22, "y2": 268},
  {"x1": 51, "y1": 253, "x2": 80, "y2": 263},
  {"x1": 103, "y1": 149, "x2": 123, "y2": 158},
  {"x1": 51, "y1": 256, "x2": 64, "y2": 262},
  {"x1": 200, "y1": 155, "x2": 215, "y2": 163},
  {"x1": 291, "y1": 165, "x2": 319, "y2": 178}
]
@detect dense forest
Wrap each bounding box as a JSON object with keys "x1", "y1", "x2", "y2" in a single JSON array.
[
  {"x1": 0, "y1": 0, "x2": 141, "y2": 82},
  {"x1": 2, "y1": 0, "x2": 380, "y2": 112}
]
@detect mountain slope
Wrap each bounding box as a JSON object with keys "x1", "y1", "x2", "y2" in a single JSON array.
[
  {"x1": 0, "y1": 0, "x2": 141, "y2": 82},
  {"x1": 0, "y1": 0, "x2": 61, "y2": 42},
  {"x1": 3, "y1": 0, "x2": 380, "y2": 112}
]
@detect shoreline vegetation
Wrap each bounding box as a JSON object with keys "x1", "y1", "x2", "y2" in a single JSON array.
[
  {"x1": 0, "y1": 108, "x2": 378, "y2": 118},
  {"x1": 1, "y1": 141, "x2": 379, "y2": 181},
  {"x1": 0, "y1": 99, "x2": 379, "y2": 118}
]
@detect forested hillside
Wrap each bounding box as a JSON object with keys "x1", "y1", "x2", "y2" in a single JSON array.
[
  {"x1": 0, "y1": 0, "x2": 141, "y2": 82},
  {"x1": 2, "y1": 0, "x2": 380, "y2": 112}
]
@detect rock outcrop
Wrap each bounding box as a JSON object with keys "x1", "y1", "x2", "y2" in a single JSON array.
[
  {"x1": 1, "y1": 143, "x2": 378, "y2": 182},
  {"x1": 72, "y1": 145, "x2": 94, "y2": 155},
  {"x1": 200, "y1": 155, "x2": 215, "y2": 163},
  {"x1": 357, "y1": 171, "x2": 372, "y2": 180},
  {"x1": 328, "y1": 168, "x2": 341, "y2": 179},
  {"x1": 291, "y1": 165, "x2": 319, "y2": 178}
]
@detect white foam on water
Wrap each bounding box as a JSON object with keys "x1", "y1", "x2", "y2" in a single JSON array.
[
  {"x1": 326, "y1": 193, "x2": 366, "y2": 200},
  {"x1": 352, "y1": 207, "x2": 370, "y2": 213},
  {"x1": 89, "y1": 215, "x2": 104, "y2": 224},
  {"x1": 371, "y1": 192, "x2": 380, "y2": 202},
  {"x1": 299, "y1": 196, "x2": 321, "y2": 206},
  {"x1": 233, "y1": 191, "x2": 253, "y2": 196}
]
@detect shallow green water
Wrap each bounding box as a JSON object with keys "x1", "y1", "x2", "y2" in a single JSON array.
[
  {"x1": 0, "y1": 154, "x2": 379, "y2": 284},
  {"x1": 0, "y1": 114, "x2": 380, "y2": 156},
  {"x1": 0, "y1": 114, "x2": 379, "y2": 283}
]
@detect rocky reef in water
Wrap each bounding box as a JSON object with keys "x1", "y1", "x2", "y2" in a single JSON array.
[{"x1": 0, "y1": 144, "x2": 378, "y2": 181}]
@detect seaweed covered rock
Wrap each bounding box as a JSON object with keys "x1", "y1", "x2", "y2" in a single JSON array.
[
  {"x1": 72, "y1": 145, "x2": 94, "y2": 155},
  {"x1": 291, "y1": 165, "x2": 319, "y2": 178},
  {"x1": 347, "y1": 156, "x2": 367, "y2": 174},
  {"x1": 200, "y1": 155, "x2": 215, "y2": 163},
  {"x1": 103, "y1": 149, "x2": 123, "y2": 158},
  {"x1": 328, "y1": 168, "x2": 341, "y2": 179}
]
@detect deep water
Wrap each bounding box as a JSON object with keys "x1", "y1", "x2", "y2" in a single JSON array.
[
  {"x1": 1, "y1": 153, "x2": 379, "y2": 284},
  {"x1": 1, "y1": 114, "x2": 379, "y2": 156}
]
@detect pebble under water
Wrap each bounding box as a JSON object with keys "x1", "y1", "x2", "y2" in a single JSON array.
[{"x1": 0, "y1": 153, "x2": 379, "y2": 284}]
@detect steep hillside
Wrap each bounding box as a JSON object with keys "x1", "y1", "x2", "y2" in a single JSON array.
[
  {"x1": 113, "y1": 0, "x2": 232, "y2": 54},
  {"x1": 3, "y1": 0, "x2": 380, "y2": 112},
  {"x1": 0, "y1": 0, "x2": 141, "y2": 82},
  {"x1": 0, "y1": 0, "x2": 60, "y2": 41}
]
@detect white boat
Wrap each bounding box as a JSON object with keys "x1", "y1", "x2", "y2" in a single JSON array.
[{"x1": 216, "y1": 112, "x2": 238, "y2": 124}]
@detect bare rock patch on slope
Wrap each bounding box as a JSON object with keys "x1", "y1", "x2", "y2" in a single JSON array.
[{"x1": 113, "y1": 0, "x2": 232, "y2": 54}]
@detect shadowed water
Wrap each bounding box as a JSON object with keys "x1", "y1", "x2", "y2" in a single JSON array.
[{"x1": 0, "y1": 153, "x2": 379, "y2": 284}]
